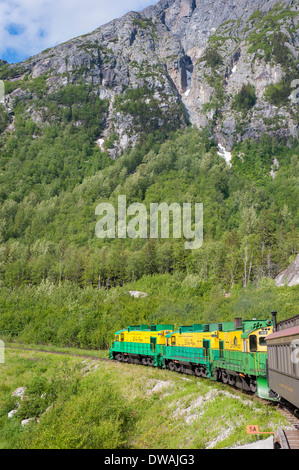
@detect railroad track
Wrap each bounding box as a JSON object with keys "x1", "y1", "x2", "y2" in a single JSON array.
[
  {"x1": 277, "y1": 404, "x2": 299, "y2": 430},
  {"x1": 5, "y1": 346, "x2": 110, "y2": 362},
  {"x1": 274, "y1": 404, "x2": 299, "y2": 449}
]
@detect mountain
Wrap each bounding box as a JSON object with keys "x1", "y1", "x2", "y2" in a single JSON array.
[
  {"x1": 0, "y1": 0, "x2": 298, "y2": 295},
  {"x1": 1, "y1": 0, "x2": 298, "y2": 157}
]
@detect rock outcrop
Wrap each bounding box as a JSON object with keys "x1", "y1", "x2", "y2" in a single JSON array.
[
  {"x1": 276, "y1": 254, "x2": 299, "y2": 287},
  {"x1": 1, "y1": 0, "x2": 298, "y2": 157}
]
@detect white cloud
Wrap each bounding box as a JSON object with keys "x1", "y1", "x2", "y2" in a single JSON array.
[{"x1": 0, "y1": 0, "x2": 156, "y2": 62}]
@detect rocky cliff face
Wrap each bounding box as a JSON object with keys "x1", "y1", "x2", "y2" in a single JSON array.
[
  {"x1": 1, "y1": 0, "x2": 298, "y2": 157},
  {"x1": 276, "y1": 254, "x2": 299, "y2": 286}
]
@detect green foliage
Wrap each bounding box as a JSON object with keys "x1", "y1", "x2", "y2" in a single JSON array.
[
  {"x1": 247, "y1": 5, "x2": 297, "y2": 68},
  {"x1": 271, "y1": 32, "x2": 292, "y2": 67},
  {"x1": 0, "y1": 127, "x2": 298, "y2": 295},
  {"x1": 132, "y1": 16, "x2": 153, "y2": 29},
  {"x1": 0, "y1": 349, "x2": 288, "y2": 449},
  {"x1": 232, "y1": 84, "x2": 257, "y2": 111},
  {"x1": 204, "y1": 72, "x2": 226, "y2": 108},
  {"x1": 0, "y1": 275, "x2": 298, "y2": 350},
  {"x1": 0, "y1": 83, "x2": 112, "y2": 202},
  {"x1": 0, "y1": 64, "x2": 26, "y2": 81},
  {"x1": 0, "y1": 105, "x2": 10, "y2": 134},
  {"x1": 0, "y1": 56, "x2": 298, "y2": 367},
  {"x1": 25, "y1": 75, "x2": 48, "y2": 99},
  {"x1": 264, "y1": 81, "x2": 289, "y2": 106},
  {"x1": 114, "y1": 86, "x2": 185, "y2": 141},
  {"x1": 201, "y1": 48, "x2": 223, "y2": 68},
  {"x1": 0, "y1": 356, "x2": 134, "y2": 449},
  {"x1": 264, "y1": 73, "x2": 296, "y2": 106}
]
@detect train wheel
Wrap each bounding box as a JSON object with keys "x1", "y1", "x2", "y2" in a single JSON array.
[
  {"x1": 228, "y1": 375, "x2": 236, "y2": 386},
  {"x1": 200, "y1": 366, "x2": 207, "y2": 378},
  {"x1": 215, "y1": 369, "x2": 222, "y2": 382},
  {"x1": 142, "y1": 357, "x2": 149, "y2": 366},
  {"x1": 122, "y1": 354, "x2": 129, "y2": 363},
  {"x1": 222, "y1": 372, "x2": 229, "y2": 384},
  {"x1": 194, "y1": 366, "x2": 201, "y2": 377},
  {"x1": 174, "y1": 362, "x2": 182, "y2": 373},
  {"x1": 250, "y1": 379, "x2": 257, "y2": 393},
  {"x1": 168, "y1": 361, "x2": 175, "y2": 371},
  {"x1": 148, "y1": 357, "x2": 154, "y2": 367},
  {"x1": 115, "y1": 353, "x2": 123, "y2": 362}
]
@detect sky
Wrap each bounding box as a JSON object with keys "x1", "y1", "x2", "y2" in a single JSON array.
[{"x1": 0, "y1": 0, "x2": 157, "y2": 64}]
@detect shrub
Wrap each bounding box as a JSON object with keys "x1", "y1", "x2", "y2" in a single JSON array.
[
  {"x1": 0, "y1": 105, "x2": 10, "y2": 134},
  {"x1": 202, "y1": 48, "x2": 223, "y2": 68},
  {"x1": 232, "y1": 84, "x2": 256, "y2": 111},
  {"x1": 264, "y1": 74, "x2": 295, "y2": 106}
]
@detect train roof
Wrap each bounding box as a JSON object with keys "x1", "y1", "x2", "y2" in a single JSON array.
[
  {"x1": 114, "y1": 329, "x2": 127, "y2": 335},
  {"x1": 117, "y1": 324, "x2": 174, "y2": 333},
  {"x1": 266, "y1": 325, "x2": 299, "y2": 342},
  {"x1": 277, "y1": 314, "x2": 299, "y2": 331}
]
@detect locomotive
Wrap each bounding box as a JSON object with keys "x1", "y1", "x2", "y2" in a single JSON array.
[
  {"x1": 110, "y1": 316, "x2": 276, "y2": 400},
  {"x1": 110, "y1": 324, "x2": 174, "y2": 367}
]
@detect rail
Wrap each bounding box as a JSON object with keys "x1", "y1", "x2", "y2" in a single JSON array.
[{"x1": 274, "y1": 428, "x2": 299, "y2": 449}]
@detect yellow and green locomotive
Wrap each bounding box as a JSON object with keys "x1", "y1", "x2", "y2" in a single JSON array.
[
  {"x1": 164, "y1": 318, "x2": 274, "y2": 399},
  {"x1": 109, "y1": 324, "x2": 174, "y2": 367},
  {"x1": 110, "y1": 317, "x2": 275, "y2": 400}
]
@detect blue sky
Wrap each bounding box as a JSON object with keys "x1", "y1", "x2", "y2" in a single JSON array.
[{"x1": 0, "y1": 0, "x2": 156, "y2": 64}]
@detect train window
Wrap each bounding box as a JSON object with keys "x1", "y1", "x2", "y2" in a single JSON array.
[
  {"x1": 171, "y1": 336, "x2": 176, "y2": 346},
  {"x1": 259, "y1": 337, "x2": 266, "y2": 346},
  {"x1": 115, "y1": 335, "x2": 119, "y2": 342},
  {"x1": 219, "y1": 340, "x2": 224, "y2": 358},
  {"x1": 268, "y1": 346, "x2": 273, "y2": 367},
  {"x1": 249, "y1": 335, "x2": 257, "y2": 352},
  {"x1": 284, "y1": 345, "x2": 291, "y2": 375},
  {"x1": 120, "y1": 333, "x2": 124, "y2": 342},
  {"x1": 277, "y1": 345, "x2": 282, "y2": 372},
  {"x1": 268, "y1": 346, "x2": 277, "y2": 369}
]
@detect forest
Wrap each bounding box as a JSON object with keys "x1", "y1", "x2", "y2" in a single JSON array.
[{"x1": 0, "y1": 88, "x2": 298, "y2": 348}]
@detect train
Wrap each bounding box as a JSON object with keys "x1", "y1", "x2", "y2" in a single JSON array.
[
  {"x1": 110, "y1": 312, "x2": 299, "y2": 409},
  {"x1": 110, "y1": 314, "x2": 286, "y2": 402},
  {"x1": 266, "y1": 313, "x2": 299, "y2": 410}
]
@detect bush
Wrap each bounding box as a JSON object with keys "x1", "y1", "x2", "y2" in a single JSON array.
[
  {"x1": 202, "y1": 48, "x2": 223, "y2": 68},
  {"x1": 264, "y1": 74, "x2": 296, "y2": 106},
  {"x1": 21, "y1": 379, "x2": 134, "y2": 449},
  {"x1": 0, "y1": 105, "x2": 10, "y2": 134},
  {"x1": 264, "y1": 81, "x2": 290, "y2": 106},
  {"x1": 232, "y1": 84, "x2": 256, "y2": 111}
]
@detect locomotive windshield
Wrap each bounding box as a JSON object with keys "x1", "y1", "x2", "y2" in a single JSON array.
[{"x1": 249, "y1": 335, "x2": 257, "y2": 352}]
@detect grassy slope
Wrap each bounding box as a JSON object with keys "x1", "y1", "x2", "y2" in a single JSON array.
[{"x1": 0, "y1": 348, "x2": 288, "y2": 450}]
